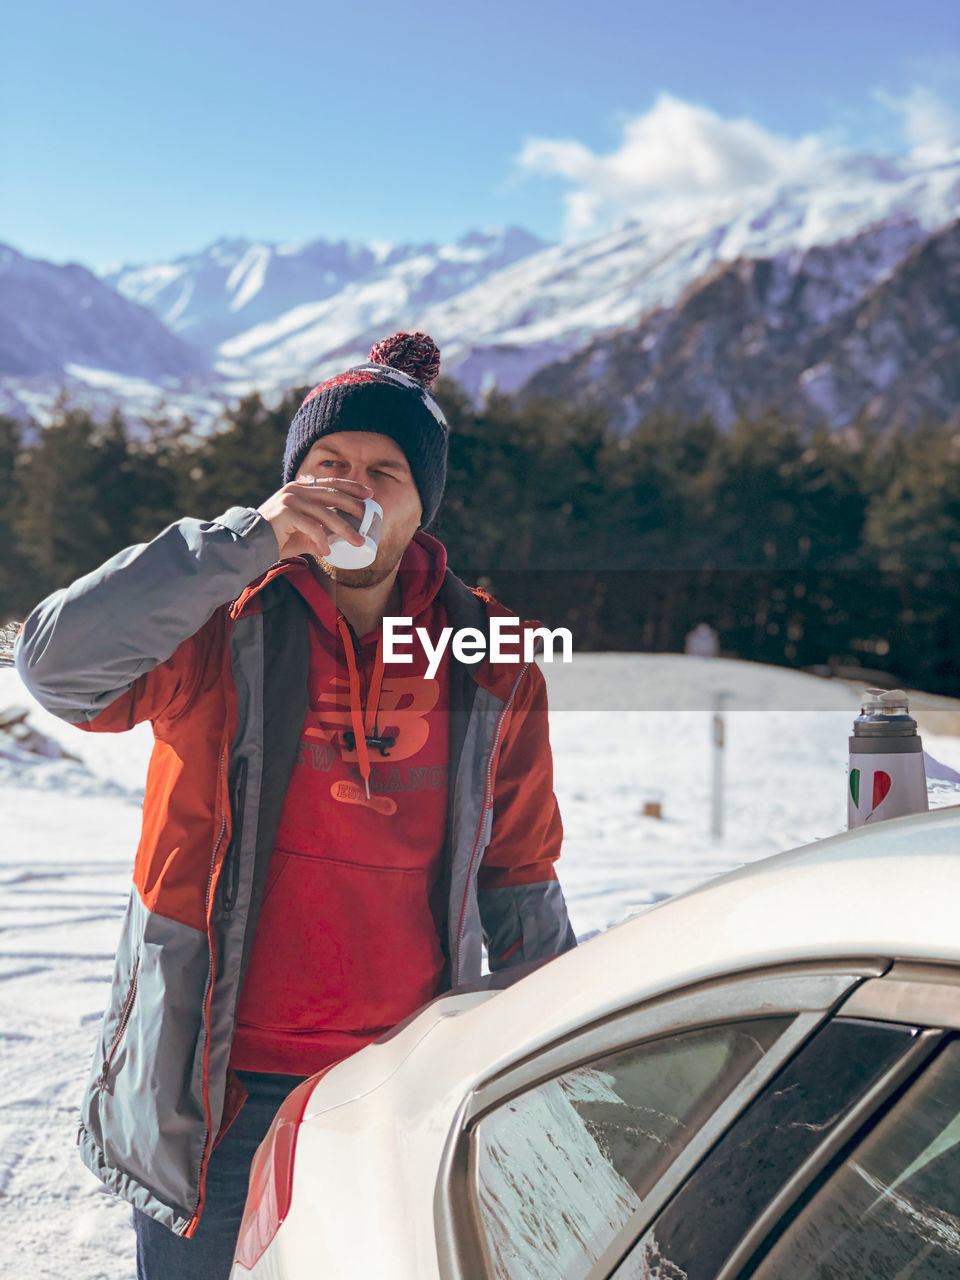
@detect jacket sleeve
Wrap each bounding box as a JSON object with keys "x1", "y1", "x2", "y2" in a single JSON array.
[
  {"x1": 14, "y1": 506, "x2": 279, "y2": 729},
  {"x1": 477, "y1": 661, "x2": 578, "y2": 973}
]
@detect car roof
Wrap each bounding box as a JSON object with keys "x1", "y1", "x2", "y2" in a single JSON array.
[{"x1": 500, "y1": 804, "x2": 960, "y2": 1042}]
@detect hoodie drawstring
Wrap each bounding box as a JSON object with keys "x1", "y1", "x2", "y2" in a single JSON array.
[{"x1": 337, "y1": 616, "x2": 386, "y2": 799}]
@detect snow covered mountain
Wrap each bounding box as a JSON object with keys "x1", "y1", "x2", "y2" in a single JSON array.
[
  {"x1": 101, "y1": 226, "x2": 549, "y2": 355},
  {"x1": 144, "y1": 145, "x2": 960, "y2": 405},
  {"x1": 0, "y1": 242, "x2": 208, "y2": 381},
  {"x1": 2, "y1": 145, "x2": 958, "y2": 430},
  {"x1": 427, "y1": 148, "x2": 960, "y2": 401},
  {"x1": 518, "y1": 213, "x2": 960, "y2": 433}
]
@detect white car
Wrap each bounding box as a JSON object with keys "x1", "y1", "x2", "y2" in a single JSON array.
[{"x1": 230, "y1": 807, "x2": 960, "y2": 1280}]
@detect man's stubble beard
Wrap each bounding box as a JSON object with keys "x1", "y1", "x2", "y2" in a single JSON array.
[{"x1": 308, "y1": 528, "x2": 412, "y2": 590}]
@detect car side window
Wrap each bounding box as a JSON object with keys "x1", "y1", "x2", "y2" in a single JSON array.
[
  {"x1": 748, "y1": 1036, "x2": 960, "y2": 1279},
  {"x1": 611, "y1": 1018, "x2": 920, "y2": 1279},
  {"x1": 471, "y1": 1017, "x2": 790, "y2": 1280}
]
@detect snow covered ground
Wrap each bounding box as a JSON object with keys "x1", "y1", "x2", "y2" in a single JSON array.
[{"x1": 1, "y1": 654, "x2": 959, "y2": 1278}]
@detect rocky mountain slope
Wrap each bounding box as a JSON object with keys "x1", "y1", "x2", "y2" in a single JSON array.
[
  {"x1": 0, "y1": 242, "x2": 207, "y2": 381},
  {"x1": 518, "y1": 215, "x2": 960, "y2": 433}
]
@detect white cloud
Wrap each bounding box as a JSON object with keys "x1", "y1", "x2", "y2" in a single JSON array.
[
  {"x1": 514, "y1": 92, "x2": 829, "y2": 239},
  {"x1": 514, "y1": 87, "x2": 960, "y2": 241},
  {"x1": 873, "y1": 84, "x2": 960, "y2": 156}
]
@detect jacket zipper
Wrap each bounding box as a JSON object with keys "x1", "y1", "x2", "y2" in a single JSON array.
[
  {"x1": 221, "y1": 758, "x2": 247, "y2": 917},
  {"x1": 452, "y1": 661, "x2": 530, "y2": 987},
  {"x1": 183, "y1": 739, "x2": 230, "y2": 1232},
  {"x1": 97, "y1": 954, "x2": 140, "y2": 1091}
]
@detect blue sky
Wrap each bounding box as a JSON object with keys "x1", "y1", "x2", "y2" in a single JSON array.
[{"x1": 3, "y1": 0, "x2": 959, "y2": 271}]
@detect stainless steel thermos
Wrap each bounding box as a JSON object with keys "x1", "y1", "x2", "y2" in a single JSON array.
[{"x1": 848, "y1": 688, "x2": 928, "y2": 828}]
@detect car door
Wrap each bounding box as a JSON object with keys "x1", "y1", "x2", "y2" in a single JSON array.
[{"x1": 433, "y1": 960, "x2": 894, "y2": 1280}]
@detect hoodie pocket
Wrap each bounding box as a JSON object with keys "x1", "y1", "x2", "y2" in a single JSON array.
[{"x1": 234, "y1": 850, "x2": 445, "y2": 1034}]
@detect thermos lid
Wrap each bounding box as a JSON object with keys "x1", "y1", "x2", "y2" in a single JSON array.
[
  {"x1": 861, "y1": 688, "x2": 909, "y2": 713},
  {"x1": 852, "y1": 688, "x2": 919, "y2": 738}
]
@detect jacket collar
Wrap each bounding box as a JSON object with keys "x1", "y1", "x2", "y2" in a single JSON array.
[{"x1": 230, "y1": 529, "x2": 447, "y2": 625}]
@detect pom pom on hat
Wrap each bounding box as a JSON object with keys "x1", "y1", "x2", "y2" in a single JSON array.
[{"x1": 368, "y1": 331, "x2": 441, "y2": 388}]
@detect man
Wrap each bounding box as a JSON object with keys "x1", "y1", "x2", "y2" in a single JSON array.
[{"x1": 15, "y1": 330, "x2": 577, "y2": 1278}]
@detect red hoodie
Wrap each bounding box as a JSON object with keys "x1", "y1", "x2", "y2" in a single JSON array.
[{"x1": 230, "y1": 532, "x2": 453, "y2": 1075}]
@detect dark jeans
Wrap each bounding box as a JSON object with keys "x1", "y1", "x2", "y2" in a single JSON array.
[{"x1": 133, "y1": 1070, "x2": 307, "y2": 1280}]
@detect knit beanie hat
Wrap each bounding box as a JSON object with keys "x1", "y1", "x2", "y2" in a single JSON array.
[{"x1": 282, "y1": 331, "x2": 449, "y2": 528}]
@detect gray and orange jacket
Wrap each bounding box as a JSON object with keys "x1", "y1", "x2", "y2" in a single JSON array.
[{"x1": 14, "y1": 506, "x2": 577, "y2": 1236}]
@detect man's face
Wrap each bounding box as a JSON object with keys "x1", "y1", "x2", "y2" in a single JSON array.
[{"x1": 295, "y1": 432, "x2": 423, "y2": 587}]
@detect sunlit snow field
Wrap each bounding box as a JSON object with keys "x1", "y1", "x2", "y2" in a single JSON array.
[{"x1": 1, "y1": 654, "x2": 958, "y2": 1279}]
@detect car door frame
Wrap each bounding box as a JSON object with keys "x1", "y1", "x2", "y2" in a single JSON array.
[{"x1": 433, "y1": 957, "x2": 890, "y2": 1280}]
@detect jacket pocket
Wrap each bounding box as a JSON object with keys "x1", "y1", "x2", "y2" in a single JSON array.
[{"x1": 97, "y1": 953, "x2": 140, "y2": 1092}]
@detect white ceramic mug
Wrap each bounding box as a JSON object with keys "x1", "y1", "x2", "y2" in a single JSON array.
[{"x1": 324, "y1": 497, "x2": 383, "y2": 569}]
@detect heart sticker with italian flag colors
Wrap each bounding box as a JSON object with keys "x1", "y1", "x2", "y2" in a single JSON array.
[{"x1": 872, "y1": 770, "x2": 892, "y2": 809}]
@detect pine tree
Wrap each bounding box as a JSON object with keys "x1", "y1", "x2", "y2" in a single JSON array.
[
  {"x1": 0, "y1": 414, "x2": 32, "y2": 619},
  {"x1": 182, "y1": 390, "x2": 304, "y2": 516},
  {"x1": 15, "y1": 405, "x2": 114, "y2": 603}
]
